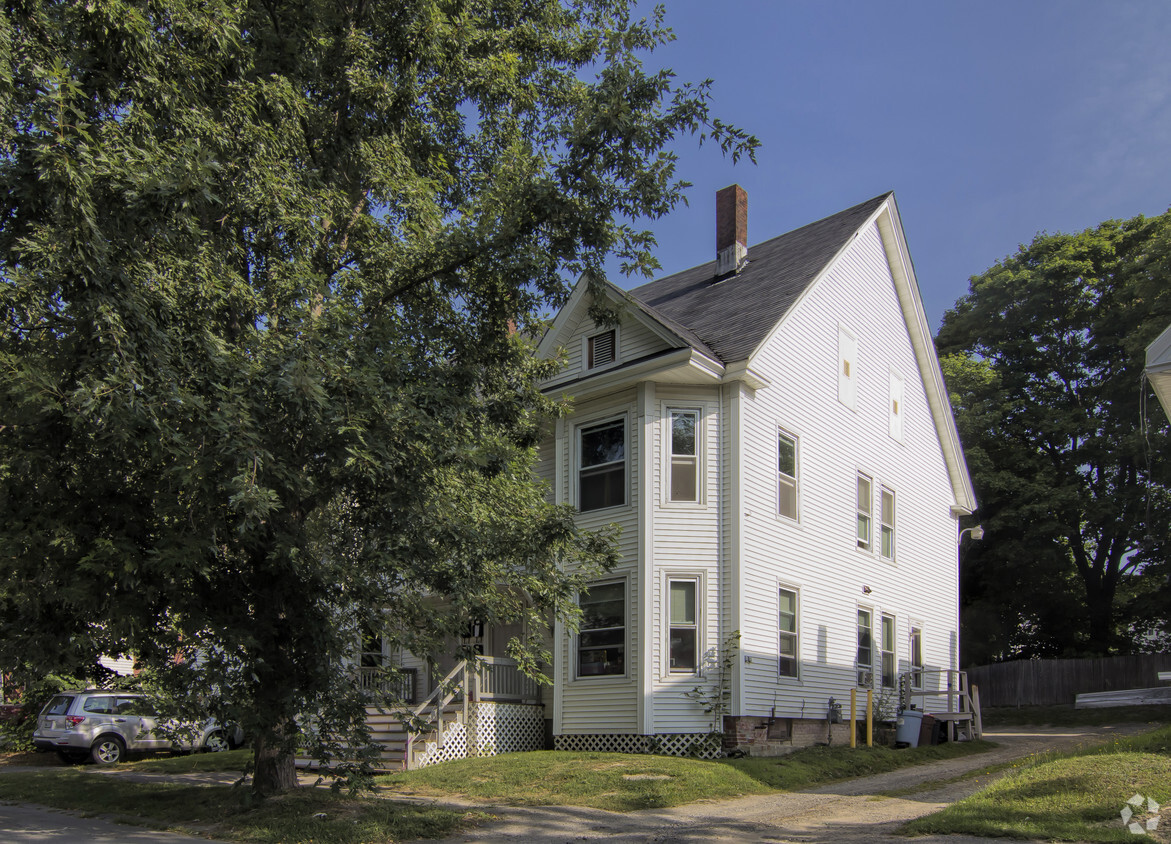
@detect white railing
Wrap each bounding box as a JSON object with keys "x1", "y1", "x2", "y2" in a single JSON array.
[
  {"x1": 357, "y1": 665, "x2": 416, "y2": 702},
  {"x1": 406, "y1": 659, "x2": 470, "y2": 769},
  {"x1": 477, "y1": 656, "x2": 541, "y2": 703}
]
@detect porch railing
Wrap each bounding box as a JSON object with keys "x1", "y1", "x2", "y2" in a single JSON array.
[
  {"x1": 476, "y1": 656, "x2": 541, "y2": 703},
  {"x1": 899, "y1": 669, "x2": 982, "y2": 740},
  {"x1": 357, "y1": 665, "x2": 416, "y2": 703}
]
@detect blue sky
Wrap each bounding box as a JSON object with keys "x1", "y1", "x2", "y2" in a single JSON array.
[{"x1": 616, "y1": 1, "x2": 1171, "y2": 331}]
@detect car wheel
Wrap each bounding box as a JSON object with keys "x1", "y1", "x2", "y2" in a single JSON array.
[
  {"x1": 203, "y1": 730, "x2": 230, "y2": 753},
  {"x1": 90, "y1": 735, "x2": 126, "y2": 765}
]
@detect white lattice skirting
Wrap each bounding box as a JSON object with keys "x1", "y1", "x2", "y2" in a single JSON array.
[
  {"x1": 554, "y1": 732, "x2": 722, "y2": 759},
  {"x1": 415, "y1": 702, "x2": 545, "y2": 769}
]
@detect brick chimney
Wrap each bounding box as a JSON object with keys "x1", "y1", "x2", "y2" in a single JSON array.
[{"x1": 716, "y1": 184, "x2": 748, "y2": 276}]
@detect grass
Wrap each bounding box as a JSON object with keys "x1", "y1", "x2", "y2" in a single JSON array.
[
  {"x1": 378, "y1": 740, "x2": 996, "y2": 811},
  {"x1": 126, "y1": 748, "x2": 253, "y2": 774},
  {"x1": 0, "y1": 769, "x2": 476, "y2": 843},
  {"x1": 901, "y1": 724, "x2": 1171, "y2": 842},
  {"x1": 982, "y1": 704, "x2": 1171, "y2": 727}
]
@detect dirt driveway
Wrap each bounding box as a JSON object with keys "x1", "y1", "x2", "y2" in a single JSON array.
[{"x1": 433, "y1": 723, "x2": 1152, "y2": 843}]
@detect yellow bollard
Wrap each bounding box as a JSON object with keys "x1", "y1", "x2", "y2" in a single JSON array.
[
  {"x1": 866, "y1": 689, "x2": 873, "y2": 747},
  {"x1": 850, "y1": 688, "x2": 857, "y2": 748}
]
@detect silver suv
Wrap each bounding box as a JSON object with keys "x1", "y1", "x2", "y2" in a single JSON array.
[{"x1": 33, "y1": 690, "x2": 242, "y2": 764}]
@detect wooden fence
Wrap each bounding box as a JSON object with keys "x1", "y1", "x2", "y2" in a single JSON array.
[{"x1": 968, "y1": 655, "x2": 1171, "y2": 707}]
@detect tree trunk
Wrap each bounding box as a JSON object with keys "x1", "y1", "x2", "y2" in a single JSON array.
[
  {"x1": 252, "y1": 732, "x2": 298, "y2": 796},
  {"x1": 1084, "y1": 582, "x2": 1116, "y2": 656}
]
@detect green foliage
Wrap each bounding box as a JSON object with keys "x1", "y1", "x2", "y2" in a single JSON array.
[
  {"x1": 0, "y1": 0, "x2": 756, "y2": 795},
  {"x1": 683, "y1": 630, "x2": 739, "y2": 732},
  {"x1": 937, "y1": 212, "x2": 1171, "y2": 661}
]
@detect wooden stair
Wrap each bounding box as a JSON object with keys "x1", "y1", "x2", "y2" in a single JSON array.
[{"x1": 296, "y1": 705, "x2": 463, "y2": 772}]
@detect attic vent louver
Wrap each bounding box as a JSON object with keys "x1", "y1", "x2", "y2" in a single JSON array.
[{"x1": 716, "y1": 184, "x2": 748, "y2": 277}]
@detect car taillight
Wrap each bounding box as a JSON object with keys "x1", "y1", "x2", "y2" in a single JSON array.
[{"x1": 65, "y1": 715, "x2": 85, "y2": 728}]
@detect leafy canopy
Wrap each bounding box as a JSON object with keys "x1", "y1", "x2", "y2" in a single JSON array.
[
  {"x1": 0, "y1": 0, "x2": 756, "y2": 792},
  {"x1": 938, "y1": 212, "x2": 1171, "y2": 662}
]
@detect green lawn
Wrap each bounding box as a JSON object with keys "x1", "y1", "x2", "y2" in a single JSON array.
[
  {"x1": 0, "y1": 769, "x2": 476, "y2": 843},
  {"x1": 902, "y1": 724, "x2": 1171, "y2": 842},
  {"x1": 378, "y1": 740, "x2": 996, "y2": 811}
]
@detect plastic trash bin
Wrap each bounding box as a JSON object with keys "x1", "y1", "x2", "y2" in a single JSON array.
[{"x1": 896, "y1": 708, "x2": 923, "y2": 747}]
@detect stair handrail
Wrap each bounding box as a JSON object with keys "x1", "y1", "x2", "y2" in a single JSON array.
[{"x1": 404, "y1": 659, "x2": 469, "y2": 769}]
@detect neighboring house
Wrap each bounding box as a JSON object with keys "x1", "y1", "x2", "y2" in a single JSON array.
[
  {"x1": 362, "y1": 186, "x2": 978, "y2": 768},
  {"x1": 1148, "y1": 322, "x2": 1171, "y2": 420},
  {"x1": 534, "y1": 186, "x2": 977, "y2": 756}
]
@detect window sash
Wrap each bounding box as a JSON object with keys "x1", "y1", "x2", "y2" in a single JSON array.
[
  {"x1": 579, "y1": 420, "x2": 626, "y2": 511},
  {"x1": 668, "y1": 579, "x2": 698, "y2": 673},
  {"x1": 909, "y1": 626, "x2": 923, "y2": 689},
  {"x1": 857, "y1": 609, "x2": 873, "y2": 686},
  {"x1": 857, "y1": 474, "x2": 872, "y2": 549},
  {"x1": 778, "y1": 588, "x2": 798, "y2": 678},
  {"x1": 881, "y1": 614, "x2": 896, "y2": 688},
  {"x1": 669, "y1": 411, "x2": 699, "y2": 502},
  {"x1": 778, "y1": 431, "x2": 798, "y2": 519},
  {"x1": 880, "y1": 487, "x2": 895, "y2": 559},
  {"x1": 578, "y1": 582, "x2": 625, "y2": 676}
]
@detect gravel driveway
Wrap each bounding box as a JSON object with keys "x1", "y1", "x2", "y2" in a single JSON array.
[{"x1": 433, "y1": 723, "x2": 1153, "y2": 843}]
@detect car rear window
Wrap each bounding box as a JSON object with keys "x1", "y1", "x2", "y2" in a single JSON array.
[{"x1": 42, "y1": 695, "x2": 74, "y2": 716}]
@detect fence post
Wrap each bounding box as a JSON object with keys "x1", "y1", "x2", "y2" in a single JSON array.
[
  {"x1": 850, "y1": 688, "x2": 857, "y2": 748},
  {"x1": 866, "y1": 689, "x2": 873, "y2": 748}
]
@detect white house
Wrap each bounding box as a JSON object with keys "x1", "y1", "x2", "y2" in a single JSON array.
[
  {"x1": 533, "y1": 186, "x2": 977, "y2": 756},
  {"x1": 371, "y1": 186, "x2": 978, "y2": 768}
]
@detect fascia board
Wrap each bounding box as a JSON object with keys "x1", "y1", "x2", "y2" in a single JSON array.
[
  {"x1": 875, "y1": 198, "x2": 977, "y2": 515},
  {"x1": 541, "y1": 347, "x2": 713, "y2": 400}
]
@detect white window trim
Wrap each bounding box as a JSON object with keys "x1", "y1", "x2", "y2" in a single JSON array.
[
  {"x1": 575, "y1": 414, "x2": 629, "y2": 513},
  {"x1": 662, "y1": 571, "x2": 704, "y2": 678},
  {"x1": 583, "y1": 325, "x2": 621, "y2": 373},
  {"x1": 777, "y1": 427, "x2": 799, "y2": 522},
  {"x1": 575, "y1": 576, "x2": 630, "y2": 681},
  {"x1": 663, "y1": 406, "x2": 704, "y2": 507},
  {"x1": 777, "y1": 583, "x2": 801, "y2": 681}
]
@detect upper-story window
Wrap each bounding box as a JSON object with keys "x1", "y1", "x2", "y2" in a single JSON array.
[
  {"x1": 668, "y1": 410, "x2": 699, "y2": 503},
  {"x1": 777, "y1": 429, "x2": 798, "y2": 520},
  {"x1": 578, "y1": 419, "x2": 626, "y2": 511},
  {"x1": 587, "y1": 329, "x2": 616, "y2": 369},
  {"x1": 856, "y1": 473, "x2": 873, "y2": 550},
  {"x1": 838, "y1": 325, "x2": 858, "y2": 410},
  {"x1": 880, "y1": 486, "x2": 896, "y2": 560}
]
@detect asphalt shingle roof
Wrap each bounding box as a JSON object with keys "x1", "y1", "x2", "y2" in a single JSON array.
[{"x1": 630, "y1": 193, "x2": 892, "y2": 364}]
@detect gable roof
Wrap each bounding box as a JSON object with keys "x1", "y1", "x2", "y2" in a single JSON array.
[{"x1": 630, "y1": 193, "x2": 892, "y2": 364}]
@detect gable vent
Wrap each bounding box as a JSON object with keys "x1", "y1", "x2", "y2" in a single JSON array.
[{"x1": 588, "y1": 330, "x2": 615, "y2": 369}]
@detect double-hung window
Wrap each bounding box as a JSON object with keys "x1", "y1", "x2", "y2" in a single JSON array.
[
  {"x1": 909, "y1": 625, "x2": 923, "y2": 689},
  {"x1": 856, "y1": 608, "x2": 873, "y2": 686},
  {"x1": 777, "y1": 430, "x2": 798, "y2": 520},
  {"x1": 578, "y1": 582, "x2": 625, "y2": 677},
  {"x1": 880, "y1": 486, "x2": 895, "y2": 560},
  {"x1": 881, "y1": 614, "x2": 896, "y2": 688},
  {"x1": 668, "y1": 410, "x2": 699, "y2": 503},
  {"x1": 778, "y1": 588, "x2": 799, "y2": 678},
  {"x1": 668, "y1": 578, "x2": 698, "y2": 672},
  {"x1": 856, "y1": 474, "x2": 873, "y2": 550},
  {"x1": 578, "y1": 419, "x2": 626, "y2": 511}
]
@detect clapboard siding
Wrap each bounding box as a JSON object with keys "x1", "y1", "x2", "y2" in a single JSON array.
[
  {"x1": 736, "y1": 222, "x2": 959, "y2": 718},
  {"x1": 545, "y1": 390, "x2": 642, "y2": 734},
  {"x1": 648, "y1": 386, "x2": 723, "y2": 733}
]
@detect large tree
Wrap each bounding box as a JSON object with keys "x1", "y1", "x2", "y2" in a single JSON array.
[
  {"x1": 0, "y1": 0, "x2": 755, "y2": 794},
  {"x1": 938, "y1": 212, "x2": 1171, "y2": 663}
]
